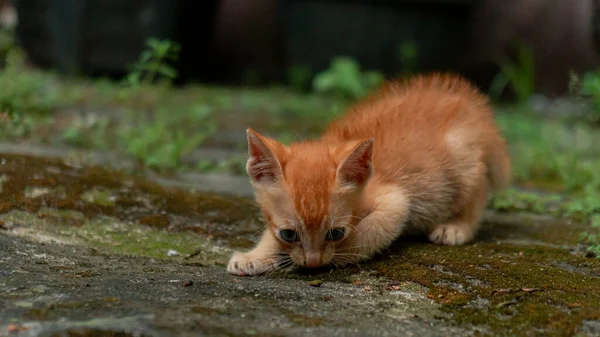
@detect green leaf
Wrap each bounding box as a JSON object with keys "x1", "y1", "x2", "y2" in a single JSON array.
[
  {"x1": 313, "y1": 72, "x2": 336, "y2": 93},
  {"x1": 157, "y1": 64, "x2": 177, "y2": 79}
]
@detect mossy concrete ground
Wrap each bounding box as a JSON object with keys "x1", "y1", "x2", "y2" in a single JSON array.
[{"x1": 1, "y1": 153, "x2": 599, "y2": 337}]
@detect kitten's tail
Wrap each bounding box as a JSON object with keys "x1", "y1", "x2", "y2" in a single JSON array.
[{"x1": 485, "y1": 133, "x2": 511, "y2": 192}]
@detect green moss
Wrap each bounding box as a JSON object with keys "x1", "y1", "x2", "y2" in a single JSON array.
[
  {"x1": 77, "y1": 216, "x2": 228, "y2": 261},
  {"x1": 0, "y1": 154, "x2": 263, "y2": 262},
  {"x1": 37, "y1": 207, "x2": 87, "y2": 227},
  {"x1": 81, "y1": 187, "x2": 116, "y2": 207},
  {"x1": 1, "y1": 209, "x2": 232, "y2": 263},
  {"x1": 0, "y1": 153, "x2": 259, "y2": 226},
  {"x1": 370, "y1": 240, "x2": 600, "y2": 336}
]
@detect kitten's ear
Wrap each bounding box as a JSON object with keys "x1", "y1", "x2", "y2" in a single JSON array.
[
  {"x1": 246, "y1": 128, "x2": 285, "y2": 184},
  {"x1": 336, "y1": 138, "x2": 374, "y2": 187}
]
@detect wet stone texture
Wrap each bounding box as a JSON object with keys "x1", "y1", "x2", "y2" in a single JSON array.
[{"x1": 1, "y1": 154, "x2": 599, "y2": 337}]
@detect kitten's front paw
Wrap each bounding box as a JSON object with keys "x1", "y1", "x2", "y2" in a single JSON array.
[
  {"x1": 429, "y1": 223, "x2": 474, "y2": 246},
  {"x1": 227, "y1": 252, "x2": 278, "y2": 276}
]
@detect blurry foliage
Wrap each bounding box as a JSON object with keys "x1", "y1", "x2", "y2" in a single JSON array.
[
  {"x1": 290, "y1": 47, "x2": 417, "y2": 96},
  {"x1": 579, "y1": 71, "x2": 600, "y2": 124},
  {"x1": 493, "y1": 111, "x2": 600, "y2": 255},
  {"x1": 495, "y1": 113, "x2": 600, "y2": 193},
  {"x1": 489, "y1": 42, "x2": 536, "y2": 103},
  {"x1": 313, "y1": 56, "x2": 384, "y2": 100},
  {"x1": 118, "y1": 104, "x2": 216, "y2": 169},
  {"x1": 580, "y1": 215, "x2": 600, "y2": 257},
  {"x1": 0, "y1": 49, "x2": 60, "y2": 120},
  {"x1": 125, "y1": 37, "x2": 181, "y2": 87},
  {"x1": 62, "y1": 114, "x2": 111, "y2": 148},
  {"x1": 0, "y1": 27, "x2": 15, "y2": 68},
  {"x1": 0, "y1": 48, "x2": 65, "y2": 139},
  {"x1": 117, "y1": 37, "x2": 215, "y2": 169}
]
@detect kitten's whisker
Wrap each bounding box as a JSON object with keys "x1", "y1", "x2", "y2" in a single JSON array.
[
  {"x1": 251, "y1": 219, "x2": 277, "y2": 236},
  {"x1": 268, "y1": 261, "x2": 293, "y2": 275},
  {"x1": 264, "y1": 257, "x2": 294, "y2": 276},
  {"x1": 334, "y1": 214, "x2": 364, "y2": 222},
  {"x1": 329, "y1": 200, "x2": 347, "y2": 218},
  {"x1": 332, "y1": 256, "x2": 364, "y2": 270},
  {"x1": 280, "y1": 261, "x2": 297, "y2": 277},
  {"x1": 330, "y1": 259, "x2": 340, "y2": 270},
  {"x1": 335, "y1": 244, "x2": 368, "y2": 252},
  {"x1": 334, "y1": 253, "x2": 369, "y2": 258}
]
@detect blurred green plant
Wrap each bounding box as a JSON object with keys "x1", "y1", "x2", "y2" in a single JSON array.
[
  {"x1": 125, "y1": 37, "x2": 181, "y2": 87},
  {"x1": 0, "y1": 48, "x2": 60, "y2": 132},
  {"x1": 492, "y1": 110, "x2": 600, "y2": 247},
  {"x1": 62, "y1": 115, "x2": 111, "y2": 148},
  {"x1": 580, "y1": 215, "x2": 600, "y2": 258},
  {"x1": 489, "y1": 42, "x2": 536, "y2": 103},
  {"x1": 109, "y1": 36, "x2": 219, "y2": 170},
  {"x1": 0, "y1": 27, "x2": 15, "y2": 68},
  {"x1": 578, "y1": 70, "x2": 600, "y2": 124},
  {"x1": 495, "y1": 113, "x2": 600, "y2": 192},
  {"x1": 118, "y1": 104, "x2": 216, "y2": 170},
  {"x1": 313, "y1": 56, "x2": 384, "y2": 100}
]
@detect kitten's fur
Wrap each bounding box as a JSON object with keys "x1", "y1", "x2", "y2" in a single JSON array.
[{"x1": 227, "y1": 73, "x2": 511, "y2": 276}]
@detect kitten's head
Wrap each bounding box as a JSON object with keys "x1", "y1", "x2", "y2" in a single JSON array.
[{"x1": 245, "y1": 128, "x2": 373, "y2": 268}]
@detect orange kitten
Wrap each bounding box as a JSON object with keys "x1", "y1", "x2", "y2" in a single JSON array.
[{"x1": 227, "y1": 73, "x2": 510, "y2": 276}]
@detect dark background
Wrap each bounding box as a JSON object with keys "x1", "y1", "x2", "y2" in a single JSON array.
[{"x1": 5, "y1": 0, "x2": 600, "y2": 98}]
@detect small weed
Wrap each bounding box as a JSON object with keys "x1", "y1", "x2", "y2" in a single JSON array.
[
  {"x1": 125, "y1": 38, "x2": 180, "y2": 88},
  {"x1": 196, "y1": 157, "x2": 245, "y2": 175},
  {"x1": 493, "y1": 188, "x2": 562, "y2": 216},
  {"x1": 1, "y1": 109, "x2": 48, "y2": 139},
  {"x1": 108, "y1": 37, "x2": 218, "y2": 170},
  {"x1": 580, "y1": 215, "x2": 600, "y2": 257},
  {"x1": 0, "y1": 27, "x2": 15, "y2": 67},
  {"x1": 313, "y1": 56, "x2": 384, "y2": 100},
  {"x1": 118, "y1": 104, "x2": 216, "y2": 170},
  {"x1": 577, "y1": 70, "x2": 600, "y2": 124},
  {"x1": 493, "y1": 187, "x2": 599, "y2": 223},
  {"x1": 489, "y1": 41, "x2": 536, "y2": 103},
  {"x1": 62, "y1": 115, "x2": 111, "y2": 148},
  {"x1": 0, "y1": 49, "x2": 60, "y2": 120},
  {"x1": 62, "y1": 126, "x2": 84, "y2": 146},
  {"x1": 495, "y1": 113, "x2": 600, "y2": 192},
  {"x1": 196, "y1": 160, "x2": 217, "y2": 172}
]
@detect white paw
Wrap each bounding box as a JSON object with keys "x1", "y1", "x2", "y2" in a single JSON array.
[
  {"x1": 428, "y1": 224, "x2": 473, "y2": 246},
  {"x1": 226, "y1": 252, "x2": 277, "y2": 276}
]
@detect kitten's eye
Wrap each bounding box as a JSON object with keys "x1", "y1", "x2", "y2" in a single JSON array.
[
  {"x1": 326, "y1": 228, "x2": 346, "y2": 241},
  {"x1": 279, "y1": 229, "x2": 299, "y2": 243}
]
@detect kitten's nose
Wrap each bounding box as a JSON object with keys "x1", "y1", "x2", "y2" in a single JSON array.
[{"x1": 305, "y1": 252, "x2": 321, "y2": 268}]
